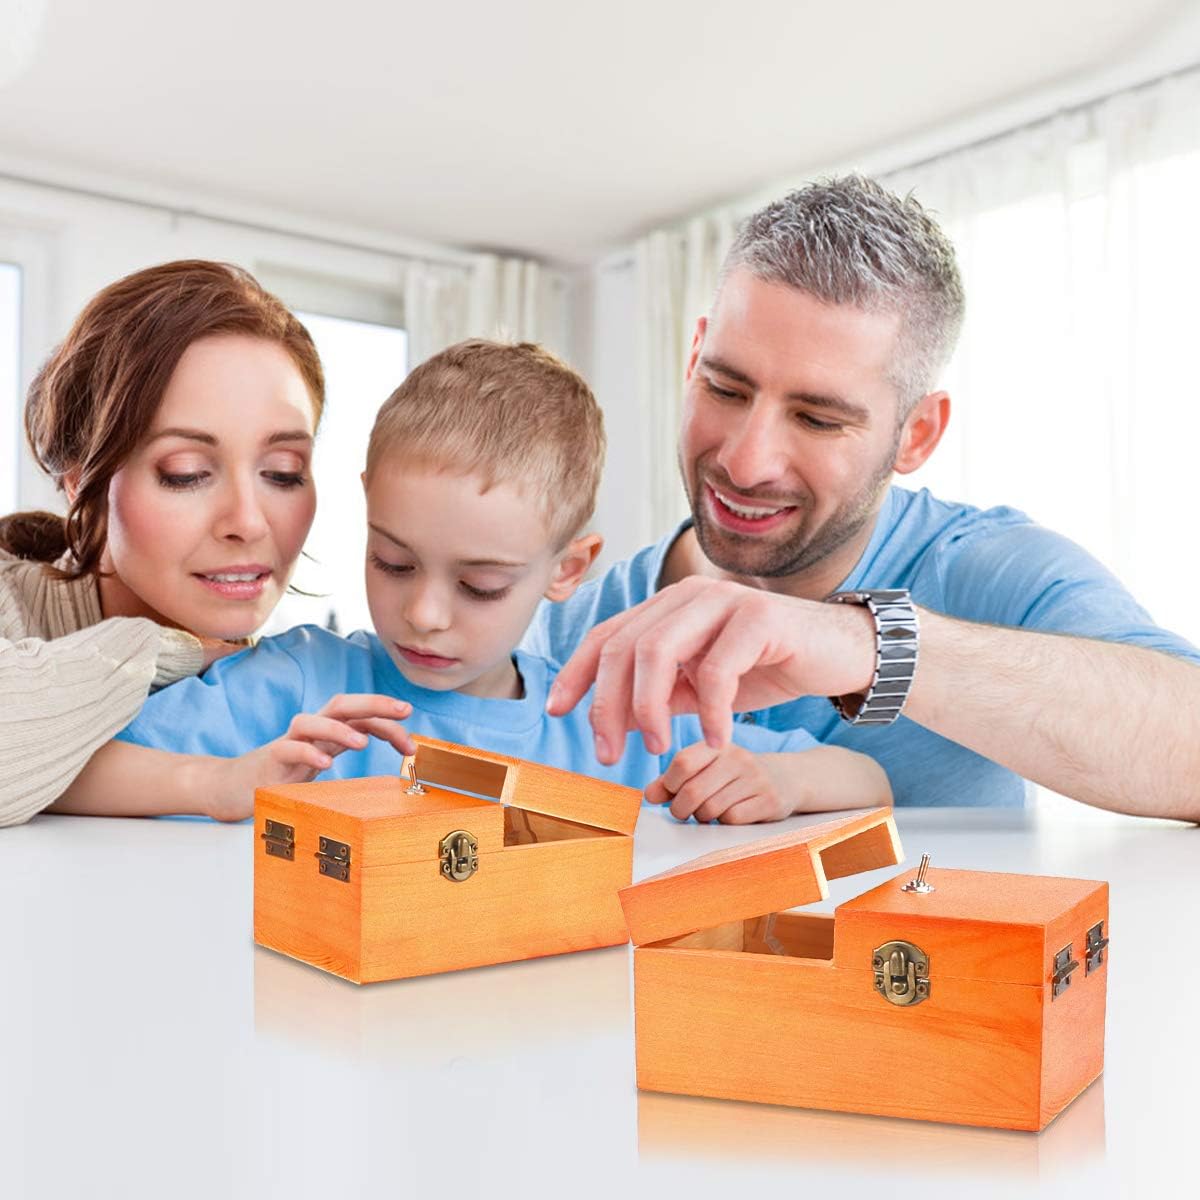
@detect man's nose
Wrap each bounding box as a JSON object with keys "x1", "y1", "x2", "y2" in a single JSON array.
[{"x1": 716, "y1": 405, "x2": 788, "y2": 491}]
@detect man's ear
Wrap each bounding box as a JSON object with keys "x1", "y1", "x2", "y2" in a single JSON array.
[
  {"x1": 544, "y1": 533, "x2": 604, "y2": 602},
  {"x1": 894, "y1": 391, "x2": 950, "y2": 475},
  {"x1": 683, "y1": 317, "x2": 707, "y2": 384}
]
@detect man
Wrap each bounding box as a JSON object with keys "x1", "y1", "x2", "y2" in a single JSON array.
[{"x1": 533, "y1": 175, "x2": 1200, "y2": 821}]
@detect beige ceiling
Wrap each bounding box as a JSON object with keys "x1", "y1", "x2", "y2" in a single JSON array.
[{"x1": 0, "y1": 0, "x2": 1194, "y2": 263}]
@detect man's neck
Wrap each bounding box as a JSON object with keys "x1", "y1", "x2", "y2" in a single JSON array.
[{"x1": 661, "y1": 507, "x2": 883, "y2": 602}]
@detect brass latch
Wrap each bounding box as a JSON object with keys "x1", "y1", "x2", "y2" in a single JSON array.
[
  {"x1": 1085, "y1": 922, "x2": 1109, "y2": 975},
  {"x1": 873, "y1": 940, "x2": 931, "y2": 1006},
  {"x1": 1051, "y1": 943, "x2": 1079, "y2": 998},
  {"x1": 260, "y1": 820, "x2": 295, "y2": 861},
  {"x1": 440, "y1": 830, "x2": 479, "y2": 882},
  {"x1": 315, "y1": 836, "x2": 351, "y2": 882}
]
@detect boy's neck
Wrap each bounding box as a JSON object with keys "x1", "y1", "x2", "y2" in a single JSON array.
[{"x1": 455, "y1": 655, "x2": 525, "y2": 700}]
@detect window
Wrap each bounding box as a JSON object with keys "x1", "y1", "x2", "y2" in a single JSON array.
[
  {"x1": 0, "y1": 263, "x2": 19, "y2": 514},
  {"x1": 261, "y1": 311, "x2": 408, "y2": 637}
]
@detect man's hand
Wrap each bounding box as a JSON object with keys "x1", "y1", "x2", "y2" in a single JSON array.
[
  {"x1": 546, "y1": 577, "x2": 876, "y2": 764},
  {"x1": 208, "y1": 694, "x2": 416, "y2": 822},
  {"x1": 646, "y1": 742, "x2": 796, "y2": 824}
]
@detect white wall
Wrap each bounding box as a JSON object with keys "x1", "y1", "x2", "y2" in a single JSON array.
[{"x1": 0, "y1": 171, "x2": 572, "y2": 514}]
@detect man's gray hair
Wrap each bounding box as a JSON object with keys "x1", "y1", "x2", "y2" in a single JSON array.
[{"x1": 721, "y1": 175, "x2": 965, "y2": 411}]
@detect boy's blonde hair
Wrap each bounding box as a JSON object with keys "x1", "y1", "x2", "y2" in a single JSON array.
[{"x1": 366, "y1": 339, "x2": 606, "y2": 545}]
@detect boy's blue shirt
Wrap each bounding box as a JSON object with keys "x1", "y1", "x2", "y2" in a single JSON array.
[
  {"x1": 116, "y1": 628, "x2": 816, "y2": 787},
  {"x1": 521, "y1": 485, "x2": 1200, "y2": 808}
]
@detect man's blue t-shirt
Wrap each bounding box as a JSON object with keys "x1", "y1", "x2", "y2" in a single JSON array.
[
  {"x1": 116, "y1": 628, "x2": 816, "y2": 790},
  {"x1": 521, "y1": 486, "x2": 1200, "y2": 807}
]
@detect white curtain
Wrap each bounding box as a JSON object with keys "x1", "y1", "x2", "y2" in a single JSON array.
[
  {"x1": 402, "y1": 252, "x2": 547, "y2": 369},
  {"x1": 632, "y1": 64, "x2": 1200, "y2": 646},
  {"x1": 633, "y1": 212, "x2": 739, "y2": 533}
]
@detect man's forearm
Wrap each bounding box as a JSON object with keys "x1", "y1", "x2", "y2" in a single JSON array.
[
  {"x1": 49, "y1": 741, "x2": 225, "y2": 819},
  {"x1": 907, "y1": 610, "x2": 1200, "y2": 820}
]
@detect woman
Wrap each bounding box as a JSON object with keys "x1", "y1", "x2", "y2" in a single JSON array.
[{"x1": 0, "y1": 260, "x2": 325, "y2": 826}]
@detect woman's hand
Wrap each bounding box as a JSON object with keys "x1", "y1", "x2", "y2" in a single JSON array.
[{"x1": 207, "y1": 694, "x2": 416, "y2": 822}]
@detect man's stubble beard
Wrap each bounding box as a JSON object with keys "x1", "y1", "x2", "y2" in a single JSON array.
[{"x1": 683, "y1": 427, "x2": 902, "y2": 581}]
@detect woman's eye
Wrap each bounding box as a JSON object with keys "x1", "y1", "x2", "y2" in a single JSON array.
[
  {"x1": 460, "y1": 581, "x2": 511, "y2": 602},
  {"x1": 263, "y1": 471, "x2": 308, "y2": 489},
  {"x1": 368, "y1": 552, "x2": 413, "y2": 577},
  {"x1": 158, "y1": 471, "x2": 209, "y2": 490}
]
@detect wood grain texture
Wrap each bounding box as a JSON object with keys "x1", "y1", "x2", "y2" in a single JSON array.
[
  {"x1": 620, "y1": 807, "x2": 899, "y2": 947},
  {"x1": 255, "y1": 758, "x2": 638, "y2": 984},
  {"x1": 834, "y1": 868, "x2": 1107, "y2": 986},
  {"x1": 406, "y1": 736, "x2": 642, "y2": 835},
  {"x1": 633, "y1": 946, "x2": 1047, "y2": 1130},
  {"x1": 359, "y1": 835, "x2": 633, "y2": 982},
  {"x1": 1039, "y1": 883, "x2": 1109, "y2": 1127},
  {"x1": 629, "y1": 866, "x2": 1109, "y2": 1131}
]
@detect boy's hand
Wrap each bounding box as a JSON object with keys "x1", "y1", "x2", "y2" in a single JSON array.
[
  {"x1": 645, "y1": 742, "x2": 795, "y2": 825},
  {"x1": 207, "y1": 694, "x2": 416, "y2": 822}
]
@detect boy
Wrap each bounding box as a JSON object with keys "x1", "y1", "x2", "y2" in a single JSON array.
[{"x1": 66, "y1": 341, "x2": 890, "y2": 822}]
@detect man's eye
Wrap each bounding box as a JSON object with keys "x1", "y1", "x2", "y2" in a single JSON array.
[
  {"x1": 368, "y1": 552, "x2": 413, "y2": 577},
  {"x1": 708, "y1": 381, "x2": 742, "y2": 400},
  {"x1": 797, "y1": 412, "x2": 843, "y2": 432}
]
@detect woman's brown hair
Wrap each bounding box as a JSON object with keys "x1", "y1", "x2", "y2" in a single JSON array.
[{"x1": 0, "y1": 260, "x2": 325, "y2": 576}]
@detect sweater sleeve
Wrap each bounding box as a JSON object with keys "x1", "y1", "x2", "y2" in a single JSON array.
[{"x1": 0, "y1": 617, "x2": 204, "y2": 828}]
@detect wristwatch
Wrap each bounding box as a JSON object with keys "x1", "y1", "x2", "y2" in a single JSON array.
[{"x1": 826, "y1": 589, "x2": 919, "y2": 726}]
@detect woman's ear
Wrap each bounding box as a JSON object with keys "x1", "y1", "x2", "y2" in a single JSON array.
[
  {"x1": 544, "y1": 533, "x2": 604, "y2": 602},
  {"x1": 62, "y1": 469, "x2": 81, "y2": 504}
]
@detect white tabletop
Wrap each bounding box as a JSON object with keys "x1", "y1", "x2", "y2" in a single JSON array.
[{"x1": 1, "y1": 802, "x2": 1195, "y2": 1200}]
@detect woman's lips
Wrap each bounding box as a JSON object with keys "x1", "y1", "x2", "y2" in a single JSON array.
[
  {"x1": 396, "y1": 645, "x2": 459, "y2": 670},
  {"x1": 193, "y1": 567, "x2": 272, "y2": 600}
]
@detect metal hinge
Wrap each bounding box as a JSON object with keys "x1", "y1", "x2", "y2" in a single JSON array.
[
  {"x1": 1051, "y1": 943, "x2": 1080, "y2": 999},
  {"x1": 315, "y1": 836, "x2": 351, "y2": 882},
  {"x1": 873, "y1": 940, "x2": 931, "y2": 1006},
  {"x1": 1085, "y1": 921, "x2": 1110, "y2": 975},
  {"x1": 260, "y1": 820, "x2": 295, "y2": 861},
  {"x1": 439, "y1": 829, "x2": 479, "y2": 882}
]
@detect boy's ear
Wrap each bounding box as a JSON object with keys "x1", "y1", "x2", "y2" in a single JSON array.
[{"x1": 544, "y1": 532, "x2": 603, "y2": 602}]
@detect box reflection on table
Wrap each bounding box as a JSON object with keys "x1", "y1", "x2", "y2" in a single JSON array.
[{"x1": 637, "y1": 1075, "x2": 1105, "y2": 1182}]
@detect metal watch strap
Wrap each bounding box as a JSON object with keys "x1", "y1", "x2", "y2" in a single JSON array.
[{"x1": 826, "y1": 589, "x2": 918, "y2": 726}]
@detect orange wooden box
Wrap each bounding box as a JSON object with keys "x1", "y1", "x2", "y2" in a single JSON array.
[
  {"x1": 619, "y1": 808, "x2": 1109, "y2": 1131},
  {"x1": 254, "y1": 735, "x2": 641, "y2": 983}
]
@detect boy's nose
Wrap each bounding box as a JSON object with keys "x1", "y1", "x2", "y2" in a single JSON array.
[{"x1": 404, "y1": 584, "x2": 452, "y2": 634}]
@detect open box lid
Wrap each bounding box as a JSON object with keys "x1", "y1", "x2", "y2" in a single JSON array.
[
  {"x1": 619, "y1": 807, "x2": 902, "y2": 946},
  {"x1": 404, "y1": 736, "x2": 642, "y2": 836}
]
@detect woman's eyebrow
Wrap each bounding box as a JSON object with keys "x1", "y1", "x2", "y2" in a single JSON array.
[
  {"x1": 146, "y1": 428, "x2": 313, "y2": 446},
  {"x1": 148, "y1": 427, "x2": 216, "y2": 445}
]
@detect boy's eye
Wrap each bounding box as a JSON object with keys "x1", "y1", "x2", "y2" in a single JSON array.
[
  {"x1": 369, "y1": 551, "x2": 413, "y2": 577},
  {"x1": 459, "y1": 581, "x2": 511, "y2": 602}
]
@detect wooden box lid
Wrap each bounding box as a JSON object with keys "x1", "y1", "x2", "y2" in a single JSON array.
[
  {"x1": 255, "y1": 774, "x2": 507, "y2": 869},
  {"x1": 619, "y1": 807, "x2": 901, "y2": 946},
  {"x1": 404, "y1": 736, "x2": 642, "y2": 836}
]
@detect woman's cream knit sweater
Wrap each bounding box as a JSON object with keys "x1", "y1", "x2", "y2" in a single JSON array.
[{"x1": 0, "y1": 550, "x2": 204, "y2": 826}]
